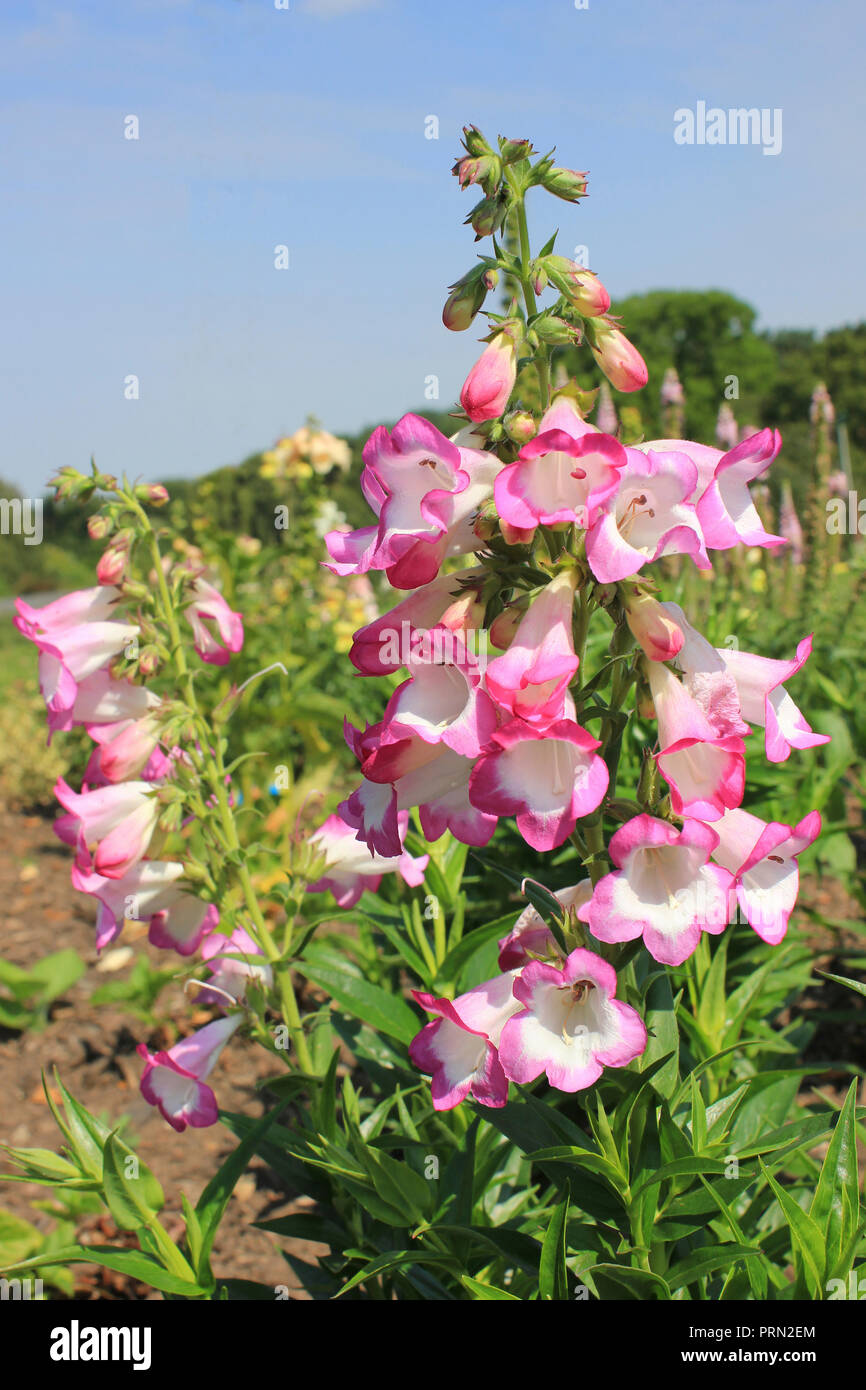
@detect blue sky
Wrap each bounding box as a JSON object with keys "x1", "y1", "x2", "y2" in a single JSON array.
[{"x1": 1, "y1": 0, "x2": 864, "y2": 494}]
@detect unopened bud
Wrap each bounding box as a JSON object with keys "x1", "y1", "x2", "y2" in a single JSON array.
[
  {"x1": 443, "y1": 270, "x2": 488, "y2": 331},
  {"x1": 500, "y1": 519, "x2": 536, "y2": 546},
  {"x1": 461, "y1": 124, "x2": 493, "y2": 158},
  {"x1": 465, "y1": 191, "x2": 509, "y2": 241},
  {"x1": 452, "y1": 154, "x2": 502, "y2": 194},
  {"x1": 460, "y1": 332, "x2": 518, "y2": 423},
  {"x1": 473, "y1": 501, "x2": 500, "y2": 542},
  {"x1": 498, "y1": 137, "x2": 534, "y2": 165},
  {"x1": 504, "y1": 411, "x2": 537, "y2": 445},
  {"x1": 139, "y1": 648, "x2": 161, "y2": 677},
  {"x1": 533, "y1": 314, "x2": 578, "y2": 346},
  {"x1": 87, "y1": 514, "x2": 113, "y2": 540},
  {"x1": 545, "y1": 258, "x2": 611, "y2": 316},
  {"x1": 489, "y1": 600, "x2": 528, "y2": 649},
  {"x1": 625, "y1": 593, "x2": 684, "y2": 663},
  {"x1": 542, "y1": 166, "x2": 589, "y2": 202},
  {"x1": 588, "y1": 319, "x2": 648, "y2": 393}
]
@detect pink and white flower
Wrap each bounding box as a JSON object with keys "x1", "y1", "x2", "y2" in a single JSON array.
[
  {"x1": 183, "y1": 576, "x2": 244, "y2": 666},
  {"x1": 409, "y1": 971, "x2": 523, "y2": 1110},
  {"x1": 484, "y1": 571, "x2": 579, "y2": 726},
  {"x1": 54, "y1": 777, "x2": 161, "y2": 880},
  {"x1": 579, "y1": 815, "x2": 733, "y2": 966},
  {"x1": 380, "y1": 628, "x2": 497, "y2": 758},
  {"x1": 198, "y1": 927, "x2": 273, "y2": 1007},
  {"x1": 647, "y1": 661, "x2": 746, "y2": 821},
  {"x1": 498, "y1": 949, "x2": 647, "y2": 1092},
  {"x1": 498, "y1": 881, "x2": 592, "y2": 968},
  {"x1": 585, "y1": 447, "x2": 709, "y2": 583},
  {"x1": 15, "y1": 587, "x2": 139, "y2": 715},
  {"x1": 324, "y1": 414, "x2": 499, "y2": 589},
  {"x1": 138, "y1": 1015, "x2": 241, "y2": 1132},
  {"x1": 494, "y1": 428, "x2": 626, "y2": 535},
  {"x1": 469, "y1": 717, "x2": 608, "y2": 851},
  {"x1": 348, "y1": 568, "x2": 485, "y2": 676},
  {"x1": 706, "y1": 806, "x2": 821, "y2": 944},
  {"x1": 71, "y1": 859, "x2": 218, "y2": 953},
  {"x1": 306, "y1": 811, "x2": 428, "y2": 908}
]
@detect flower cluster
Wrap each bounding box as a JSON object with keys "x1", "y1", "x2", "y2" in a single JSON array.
[
  {"x1": 14, "y1": 502, "x2": 264, "y2": 1131},
  {"x1": 260, "y1": 423, "x2": 351, "y2": 481},
  {"x1": 322, "y1": 133, "x2": 828, "y2": 1109}
]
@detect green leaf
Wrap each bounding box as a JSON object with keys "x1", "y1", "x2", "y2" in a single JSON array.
[
  {"x1": 335, "y1": 1249, "x2": 454, "y2": 1297},
  {"x1": 630, "y1": 1156, "x2": 735, "y2": 1201},
  {"x1": 539, "y1": 1195, "x2": 569, "y2": 1300},
  {"x1": 101, "y1": 1134, "x2": 165, "y2": 1232},
  {"x1": 0, "y1": 1208, "x2": 43, "y2": 1266},
  {"x1": 759, "y1": 1159, "x2": 826, "y2": 1294},
  {"x1": 666, "y1": 1243, "x2": 761, "y2": 1293},
  {"x1": 196, "y1": 1107, "x2": 282, "y2": 1271},
  {"x1": 638, "y1": 962, "x2": 679, "y2": 1099},
  {"x1": 816, "y1": 970, "x2": 866, "y2": 999},
  {"x1": 809, "y1": 1080, "x2": 860, "y2": 1278},
  {"x1": 1, "y1": 1244, "x2": 208, "y2": 1297},
  {"x1": 461, "y1": 1274, "x2": 521, "y2": 1300},
  {"x1": 295, "y1": 963, "x2": 419, "y2": 1045},
  {"x1": 590, "y1": 1263, "x2": 670, "y2": 1300}
]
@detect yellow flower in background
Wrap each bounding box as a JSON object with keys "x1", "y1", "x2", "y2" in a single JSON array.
[{"x1": 261, "y1": 423, "x2": 351, "y2": 480}]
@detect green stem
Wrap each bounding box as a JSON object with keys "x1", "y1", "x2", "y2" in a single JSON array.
[{"x1": 509, "y1": 183, "x2": 550, "y2": 409}]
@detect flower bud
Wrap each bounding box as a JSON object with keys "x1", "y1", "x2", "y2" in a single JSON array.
[
  {"x1": 87, "y1": 514, "x2": 113, "y2": 541},
  {"x1": 504, "y1": 410, "x2": 537, "y2": 445},
  {"x1": 460, "y1": 331, "x2": 518, "y2": 423},
  {"x1": 533, "y1": 314, "x2": 578, "y2": 346},
  {"x1": 461, "y1": 124, "x2": 493, "y2": 157},
  {"x1": 97, "y1": 541, "x2": 130, "y2": 585},
  {"x1": 545, "y1": 258, "x2": 611, "y2": 316},
  {"x1": 443, "y1": 271, "x2": 488, "y2": 331},
  {"x1": 473, "y1": 501, "x2": 500, "y2": 542},
  {"x1": 624, "y1": 593, "x2": 684, "y2": 663},
  {"x1": 541, "y1": 166, "x2": 588, "y2": 202},
  {"x1": 588, "y1": 319, "x2": 648, "y2": 393},
  {"x1": 452, "y1": 154, "x2": 502, "y2": 193},
  {"x1": 143, "y1": 483, "x2": 170, "y2": 506},
  {"x1": 498, "y1": 137, "x2": 534, "y2": 165},
  {"x1": 139, "y1": 647, "x2": 161, "y2": 677},
  {"x1": 465, "y1": 191, "x2": 509, "y2": 241},
  {"x1": 482, "y1": 266, "x2": 499, "y2": 292},
  {"x1": 489, "y1": 600, "x2": 527, "y2": 649},
  {"x1": 500, "y1": 519, "x2": 536, "y2": 546}
]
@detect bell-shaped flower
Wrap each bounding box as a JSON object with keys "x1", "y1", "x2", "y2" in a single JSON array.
[
  {"x1": 325, "y1": 413, "x2": 499, "y2": 589},
  {"x1": 585, "y1": 447, "x2": 709, "y2": 583},
  {"x1": 409, "y1": 971, "x2": 522, "y2": 1110},
  {"x1": 648, "y1": 661, "x2": 746, "y2": 821},
  {"x1": 380, "y1": 627, "x2": 497, "y2": 758},
  {"x1": 459, "y1": 331, "x2": 518, "y2": 422},
  {"x1": 707, "y1": 806, "x2": 821, "y2": 944},
  {"x1": 138, "y1": 1015, "x2": 241, "y2": 1132},
  {"x1": 54, "y1": 777, "x2": 161, "y2": 880},
  {"x1": 306, "y1": 811, "x2": 428, "y2": 908},
  {"x1": 497, "y1": 949, "x2": 647, "y2": 1092},
  {"x1": 484, "y1": 570, "x2": 579, "y2": 726},
  {"x1": 498, "y1": 881, "x2": 592, "y2": 968},
  {"x1": 494, "y1": 427, "x2": 626, "y2": 535},
  {"x1": 183, "y1": 576, "x2": 243, "y2": 666},
  {"x1": 347, "y1": 729, "x2": 498, "y2": 854},
  {"x1": 695, "y1": 429, "x2": 786, "y2": 551},
  {"x1": 579, "y1": 815, "x2": 733, "y2": 966},
  {"x1": 83, "y1": 713, "x2": 162, "y2": 783},
  {"x1": 16, "y1": 587, "x2": 139, "y2": 716},
  {"x1": 469, "y1": 716, "x2": 608, "y2": 851},
  {"x1": 44, "y1": 668, "x2": 159, "y2": 740},
  {"x1": 637, "y1": 430, "x2": 784, "y2": 551},
  {"x1": 710, "y1": 636, "x2": 830, "y2": 764},
  {"x1": 666, "y1": 607, "x2": 828, "y2": 763},
  {"x1": 198, "y1": 927, "x2": 273, "y2": 1007},
  {"x1": 71, "y1": 859, "x2": 219, "y2": 954},
  {"x1": 348, "y1": 567, "x2": 485, "y2": 676}
]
